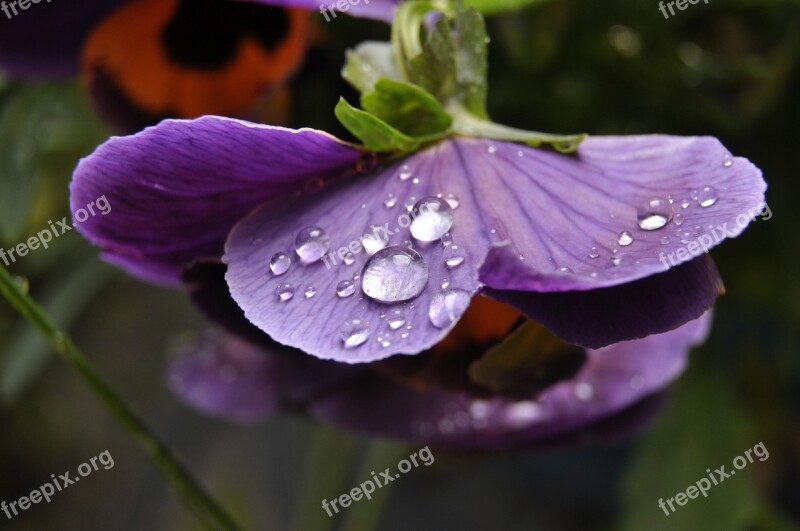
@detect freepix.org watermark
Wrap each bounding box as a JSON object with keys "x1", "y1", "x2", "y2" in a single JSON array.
[
  {"x1": 658, "y1": 202, "x2": 771, "y2": 270},
  {"x1": 0, "y1": 195, "x2": 111, "y2": 267},
  {"x1": 2, "y1": 450, "x2": 114, "y2": 520},
  {"x1": 658, "y1": 441, "x2": 769, "y2": 516},
  {"x1": 319, "y1": 0, "x2": 369, "y2": 22},
  {"x1": 321, "y1": 446, "x2": 434, "y2": 517},
  {"x1": 657, "y1": 0, "x2": 710, "y2": 20},
  {"x1": 1, "y1": 0, "x2": 53, "y2": 20}
]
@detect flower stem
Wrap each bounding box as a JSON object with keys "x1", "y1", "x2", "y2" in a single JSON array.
[{"x1": 0, "y1": 265, "x2": 243, "y2": 531}]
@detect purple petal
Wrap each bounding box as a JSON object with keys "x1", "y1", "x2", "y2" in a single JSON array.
[
  {"x1": 484, "y1": 255, "x2": 723, "y2": 349},
  {"x1": 70, "y1": 117, "x2": 364, "y2": 285},
  {"x1": 0, "y1": 0, "x2": 125, "y2": 77},
  {"x1": 309, "y1": 312, "x2": 712, "y2": 448},
  {"x1": 473, "y1": 135, "x2": 765, "y2": 292},
  {"x1": 247, "y1": 0, "x2": 397, "y2": 21}
]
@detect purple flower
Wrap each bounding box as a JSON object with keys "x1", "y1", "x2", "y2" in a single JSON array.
[
  {"x1": 69, "y1": 115, "x2": 764, "y2": 447},
  {"x1": 0, "y1": 0, "x2": 394, "y2": 130},
  {"x1": 68, "y1": 5, "x2": 766, "y2": 448}
]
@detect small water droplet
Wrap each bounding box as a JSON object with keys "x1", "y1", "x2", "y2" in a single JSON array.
[
  {"x1": 361, "y1": 246, "x2": 428, "y2": 303},
  {"x1": 294, "y1": 226, "x2": 330, "y2": 264},
  {"x1": 412, "y1": 177, "x2": 420, "y2": 184},
  {"x1": 441, "y1": 278, "x2": 450, "y2": 289},
  {"x1": 636, "y1": 197, "x2": 673, "y2": 230},
  {"x1": 336, "y1": 280, "x2": 356, "y2": 298},
  {"x1": 269, "y1": 252, "x2": 291, "y2": 275},
  {"x1": 444, "y1": 244, "x2": 465, "y2": 269},
  {"x1": 487, "y1": 145, "x2": 497, "y2": 154},
  {"x1": 383, "y1": 193, "x2": 397, "y2": 208},
  {"x1": 660, "y1": 236, "x2": 670, "y2": 245},
  {"x1": 617, "y1": 231, "x2": 633, "y2": 246},
  {"x1": 698, "y1": 186, "x2": 718, "y2": 208},
  {"x1": 342, "y1": 251, "x2": 356, "y2": 265},
  {"x1": 387, "y1": 308, "x2": 406, "y2": 330},
  {"x1": 680, "y1": 198, "x2": 690, "y2": 209},
  {"x1": 441, "y1": 232, "x2": 453, "y2": 246},
  {"x1": 304, "y1": 285, "x2": 316, "y2": 299},
  {"x1": 399, "y1": 165, "x2": 412, "y2": 181},
  {"x1": 404, "y1": 196, "x2": 417, "y2": 212},
  {"x1": 723, "y1": 158, "x2": 733, "y2": 168},
  {"x1": 588, "y1": 247, "x2": 600, "y2": 259},
  {"x1": 381, "y1": 340, "x2": 392, "y2": 348},
  {"x1": 340, "y1": 318, "x2": 369, "y2": 349},
  {"x1": 275, "y1": 283, "x2": 295, "y2": 302},
  {"x1": 674, "y1": 213, "x2": 685, "y2": 226},
  {"x1": 361, "y1": 224, "x2": 389, "y2": 255},
  {"x1": 677, "y1": 228, "x2": 693, "y2": 243},
  {"x1": 444, "y1": 193, "x2": 459, "y2": 209},
  {"x1": 400, "y1": 332, "x2": 409, "y2": 339},
  {"x1": 558, "y1": 266, "x2": 573, "y2": 273},
  {"x1": 611, "y1": 256, "x2": 622, "y2": 266},
  {"x1": 410, "y1": 197, "x2": 454, "y2": 242},
  {"x1": 517, "y1": 150, "x2": 524, "y2": 157},
  {"x1": 428, "y1": 288, "x2": 471, "y2": 328},
  {"x1": 574, "y1": 382, "x2": 594, "y2": 400}
]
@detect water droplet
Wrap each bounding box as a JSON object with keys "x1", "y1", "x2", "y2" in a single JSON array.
[
  {"x1": 558, "y1": 266, "x2": 573, "y2": 273},
  {"x1": 343, "y1": 251, "x2": 356, "y2": 265},
  {"x1": 275, "y1": 283, "x2": 295, "y2": 301},
  {"x1": 617, "y1": 231, "x2": 633, "y2": 246},
  {"x1": 698, "y1": 186, "x2": 718, "y2": 208},
  {"x1": 441, "y1": 232, "x2": 453, "y2": 247},
  {"x1": 381, "y1": 339, "x2": 392, "y2": 348},
  {"x1": 428, "y1": 288, "x2": 471, "y2": 328},
  {"x1": 398, "y1": 165, "x2": 412, "y2": 181},
  {"x1": 680, "y1": 198, "x2": 690, "y2": 209},
  {"x1": 269, "y1": 252, "x2": 291, "y2": 275},
  {"x1": 588, "y1": 247, "x2": 600, "y2": 259},
  {"x1": 444, "y1": 193, "x2": 460, "y2": 209},
  {"x1": 611, "y1": 256, "x2": 622, "y2": 266},
  {"x1": 361, "y1": 224, "x2": 389, "y2": 255},
  {"x1": 674, "y1": 213, "x2": 685, "y2": 226},
  {"x1": 304, "y1": 285, "x2": 316, "y2": 299},
  {"x1": 383, "y1": 193, "x2": 397, "y2": 208},
  {"x1": 677, "y1": 228, "x2": 693, "y2": 243},
  {"x1": 361, "y1": 246, "x2": 428, "y2": 303},
  {"x1": 340, "y1": 318, "x2": 370, "y2": 349},
  {"x1": 294, "y1": 226, "x2": 330, "y2": 264},
  {"x1": 410, "y1": 197, "x2": 454, "y2": 242},
  {"x1": 404, "y1": 196, "x2": 417, "y2": 212},
  {"x1": 517, "y1": 150, "x2": 524, "y2": 157},
  {"x1": 723, "y1": 159, "x2": 733, "y2": 168},
  {"x1": 444, "y1": 244, "x2": 465, "y2": 269},
  {"x1": 660, "y1": 236, "x2": 670, "y2": 245},
  {"x1": 441, "y1": 278, "x2": 450, "y2": 289},
  {"x1": 387, "y1": 308, "x2": 406, "y2": 330},
  {"x1": 487, "y1": 145, "x2": 497, "y2": 154},
  {"x1": 506, "y1": 401, "x2": 543, "y2": 426},
  {"x1": 336, "y1": 280, "x2": 356, "y2": 298},
  {"x1": 574, "y1": 382, "x2": 594, "y2": 401},
  {"x1": 400, "y1": 332, "x2": 409, "y2": 339},
  {"x1": 636, "y1": 197, "x2": 673, "y2": 230}
]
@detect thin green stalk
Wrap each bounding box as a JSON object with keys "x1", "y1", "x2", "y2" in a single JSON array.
[{"x1": 0, "y1": 264, "x2": 243, "y2": 531}]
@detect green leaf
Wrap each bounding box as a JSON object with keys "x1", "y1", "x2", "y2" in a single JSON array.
[
  {"x1": 464, "y1": 0, "x2": 555, "y2": 16},
  {"x1": 361, "y1": 78, "x2": 452, "y2": 139},
  {"x1": 342, "y1": 41, "x2": 402, "y2": 94},
  {"x1": 453, "y1": 7, "x2": 490, "y2": 119},
  {"x1": 407, "y1": 17, "x2": 458, "y2": 101},
  {"x1": 335, "y1": 98, "x2": 421, "y2": 152}
]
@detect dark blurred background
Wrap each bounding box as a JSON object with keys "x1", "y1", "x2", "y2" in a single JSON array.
[{"x1": 1, "y1": 0, "x2": 799, "y2": 529}]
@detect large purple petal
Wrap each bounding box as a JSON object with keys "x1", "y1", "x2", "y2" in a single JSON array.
[
  {"x1": 247, "y1": 0, "x2": 397, "y2": 21},
  {"x1": 309, "y1": 312, "x2": 712, "y2": 449},
  {"x1": 70, "y1": 117, "x2": 364, "y2": 286},
  {"x1": 0, "y1": 1, "x2": 126, "y2": 77},
  {"x1": 484, "y1": 255, "x2": 723, "y2": 349},
  {"x1": 470, "y1": 135, "x2": 765, "y2": 292}
]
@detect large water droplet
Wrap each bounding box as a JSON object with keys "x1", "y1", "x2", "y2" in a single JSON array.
[
  {"x1": 636, "y1": 197, "x2": 673, "y2": 230},
  {"x1": 361, "y1": 224, "x2": 389, "y2": 255},
  {"x1": 294, "y1": 226, "x2": 330, "y2": 264},
  {"x1": 410, "y1": 197, "x2": 454, "y2": 242},
  {"x1": 336, "y1": 280, "x2": 356, "y2": 298},
  {"x1": 361, "y1": 246, "x2": 428, "y2": 303},
  {"x1": 617, "y1": 231, "x2": 633, "y2": 246},
  {"x1": 698, "y1": 186, "x2": 718, "y2": 207},
  {"x1": 340, "y1": 318, "x2": 370, "y2": 349},
  {"x1": 275, "y1": 283, "x2": 295, "y2": 302},
  {"x1": 428, "y1": 288, "x2": 471, "y2": 328},
  {"x1": 443, "y1": 244, "x2": 465, "y2": 269},
  {"x1": 269, "y1": 252, "x2": 291, "y2": 275},
  {"x1": 387, "y1": 308, "x2": 406, "y2": 330}
]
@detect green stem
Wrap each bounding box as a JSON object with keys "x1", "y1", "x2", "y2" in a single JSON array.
[{"x1": 0, "y1": 264, "x2": 244, "y2": 531}]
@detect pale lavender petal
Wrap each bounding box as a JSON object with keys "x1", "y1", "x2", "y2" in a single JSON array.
[
  {"x1": 309, "y1": 312, "x2": 712, "y2": 448},
  {"x1": 70, "y1": 117, "x2": 364, "y2": 286}
]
